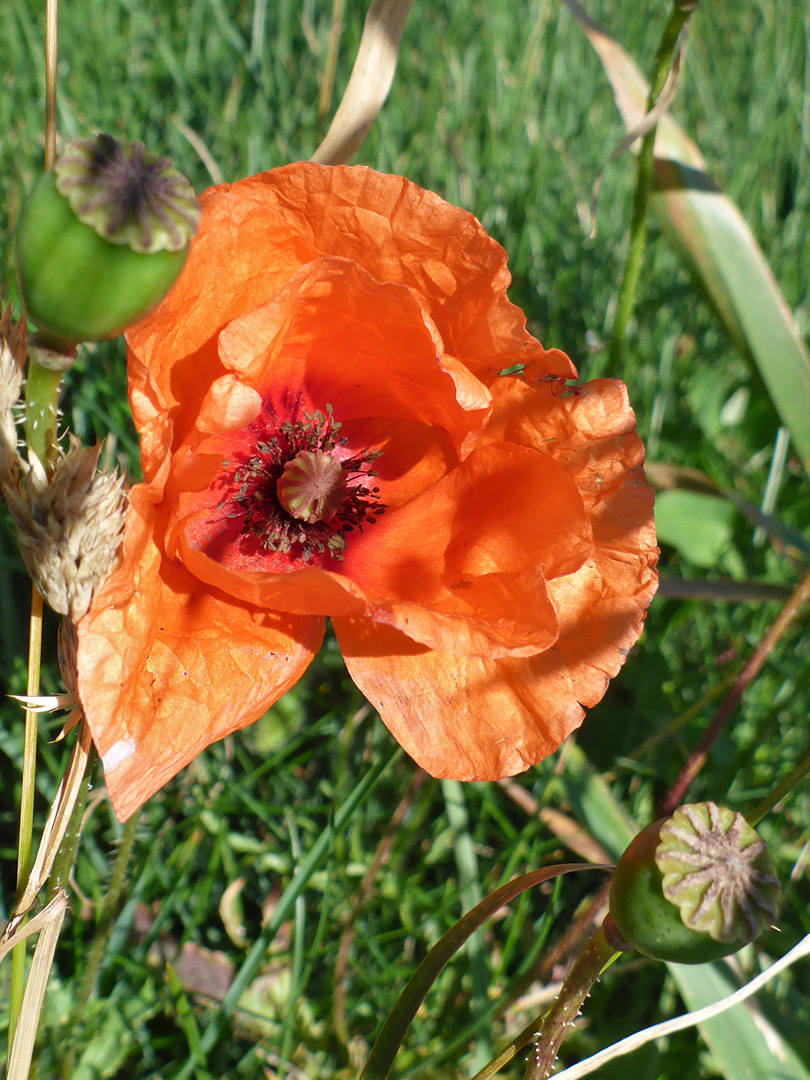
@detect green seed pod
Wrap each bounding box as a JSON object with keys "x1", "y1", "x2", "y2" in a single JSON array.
[
  {"x1": 16, "y1": 134, "x2": 199, "y2": 349},
  {"x1": 607, "y1": 802, "x2": 780, "y2": 964}
]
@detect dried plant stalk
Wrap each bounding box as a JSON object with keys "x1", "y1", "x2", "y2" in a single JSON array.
[
  {"x1": 6, "y1": 892, "x2": 67, "y2": 1080},
  {"x1": 5, "y1": 720, "x2": 91, "y2": 925},
  {"x1": 0, "y1": 893, "x2": 68, "y2": 962},
  {"x1": 311, "y1": 0, "x2": 414, "y2": 165}
]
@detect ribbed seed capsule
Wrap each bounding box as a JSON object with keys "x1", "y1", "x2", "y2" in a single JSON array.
[
  {"x1": 15, "y1": 134, "x2": 199, "y2": 348},
  {"x1": 606, "y1": 801, "x2": 780, "y2": 964}
]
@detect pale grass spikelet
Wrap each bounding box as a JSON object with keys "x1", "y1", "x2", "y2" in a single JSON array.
[
  {"x1": 0, "y1": 305, "x2": 27, "y2": 487},
  {"x1": 5, "y1": 439, "x2": 127, "y2": 621}
]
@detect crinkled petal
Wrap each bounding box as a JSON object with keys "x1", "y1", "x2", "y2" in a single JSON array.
[
  {"x1": 76, "y1": 486, "x2": 322, "y2": 821},
  {"x1": 216, "y1": 257, "x2": 489, "y2": 451},
  {"x1": 486, "y1": 375, "x2": 658, "y2": 705},
  {"x1": 334, "y1": 619, "x2": 584, "y2": 779},
  {"x1": 125, "y1": 164, "x2": 573, "y2": 439}
]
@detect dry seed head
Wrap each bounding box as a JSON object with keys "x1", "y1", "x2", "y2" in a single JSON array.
[
  {"x1": 656, "y1": 801, "x2": 781, "y2": 943},
  {"x1": 5, "y1": 439, "x2": 127, "y2": 620}
]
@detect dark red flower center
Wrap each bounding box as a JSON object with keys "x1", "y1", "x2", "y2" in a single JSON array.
[{"x1": 225, "y1": 405, "x2": 385, "y2": 562}]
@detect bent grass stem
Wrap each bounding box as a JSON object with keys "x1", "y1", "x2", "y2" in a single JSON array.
[{"x1": 605, "y1": 4, "x2": 690, "y2": 376}]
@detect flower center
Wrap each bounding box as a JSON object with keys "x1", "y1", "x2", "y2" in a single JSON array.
[
  {"x1": 225, "y1": 405, "x2": 385, "y2": 562},
  {"x1": 276, "y1": 449, "x2": 348, "y2": 523}
]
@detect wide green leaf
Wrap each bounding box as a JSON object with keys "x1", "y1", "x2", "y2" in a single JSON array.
[
  {"x1": 654, "y1": 489, "x2": 737, "y2": 568},
  {"x1": 562, "y1": 0, "x2": 810, "y2": 475}
]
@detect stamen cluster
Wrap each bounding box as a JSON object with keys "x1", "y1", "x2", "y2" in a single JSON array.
[{"x1": 226, "y1": 405, "x2": 385, "y2": 562}]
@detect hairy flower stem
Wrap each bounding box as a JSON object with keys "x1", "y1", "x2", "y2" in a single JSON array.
[
  {"x1": 24, "y1": 355, "x2": 64, "y2": 474},
  {"x1": 60, "y1": 809, "x2": 141, "y2": 1080},
  {"x1": 523, "y1": 927, "x2": 618, "y2": 1080},
  {"x1": 605, "y1": 4, "x2": 690, "y2": 377},
  {"x1": 7, "y1": 585, "x2": 44, "y2": 1052}
]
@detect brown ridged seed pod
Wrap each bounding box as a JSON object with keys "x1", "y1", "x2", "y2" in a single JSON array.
[
  {"x1": 15, "y1": 134, "x2": 199, "y2": 349},
  {"x1": 606, "y1": 802, "x2": 781, "y2": 964}
]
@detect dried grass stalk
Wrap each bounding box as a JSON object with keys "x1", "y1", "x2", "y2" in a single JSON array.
[{"x1": 311, "y1": 0, "x2": 414, "y2": 165}]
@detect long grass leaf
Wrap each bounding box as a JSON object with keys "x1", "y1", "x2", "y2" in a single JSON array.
[{"x1": 562, "y1": 0, "x2": 810, "y2": 475}]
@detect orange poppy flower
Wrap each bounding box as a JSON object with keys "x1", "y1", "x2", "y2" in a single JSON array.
[{"x1": 75, "y1": 163, "x2": 658, "y2": 821}]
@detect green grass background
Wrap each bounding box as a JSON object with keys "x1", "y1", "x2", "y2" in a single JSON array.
[{"x1": 1, "y1": 0, "x2": 809, "y2": 1077}]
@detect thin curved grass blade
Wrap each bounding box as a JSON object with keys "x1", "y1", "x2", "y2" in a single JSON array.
[
  {"x1": 563, "y1": 0, "x2": 810, "y2": 476},
  {"x1": 360, "y1": 862, "x2": 610, "y2": 1080}
]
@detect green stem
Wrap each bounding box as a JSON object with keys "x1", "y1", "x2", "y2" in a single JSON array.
[
  {"x1": 747, "y1": 744, "x2": 810, "y2": 827},
  {"x1": 8, "y1": 586, "x2": 44, "y2": 1053},
  {"x1": 605, "y1": 4, "x2": 691, "y2": 377},
  {"x1": 523, "y1": 927, "x2": 618, "y2": 1080},
  {"x1": 24, "y1": 355, "x2": 64, "y2": 474},
  {"x1": 60, "y1": 810, "x2": 141, "y2": 1080}
]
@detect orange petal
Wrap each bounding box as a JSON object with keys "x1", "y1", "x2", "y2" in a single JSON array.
[
  {"x1": 238, "y1": 165, "x2": 577, "y2": 384},
  {"x1": 343, "y1": 440, "x2": 593, "y2": 595},
  {"x1": 366, "y1": 569, "x2": 559, "y2": 658},
  {"x1": 125, "y1": 164, "x2": 574, "y2": 433},
  {"x1": 542, "y1": 380, "x2": 658, "y2": 705},
  {"x1": 216, "y1": 257, "x2": 489, "y2": 451},
  {"x1": 334, "y1": 619, "x2": 585, "y2": 779},
  {"x1": 76, "y1": 490, "x2": 322, "y2": 821},
  {"x1": 336, "y1": 440, "x2": 592, "y2": 655},
  {"x1": 197, "y1": 375, "x2": 262, "y2": 434},
  {"x1": 487, "y1": 375, "x2": 658, "y2": 704}
]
